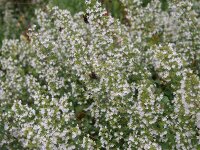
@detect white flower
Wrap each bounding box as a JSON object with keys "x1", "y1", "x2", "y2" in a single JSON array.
[{"x1": 197, "y1": 113, "x2": 200, "y2": 129}]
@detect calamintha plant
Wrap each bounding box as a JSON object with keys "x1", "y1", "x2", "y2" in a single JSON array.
[{"x1": 0, "y1": 0, "x2": 199, "y2": 149}]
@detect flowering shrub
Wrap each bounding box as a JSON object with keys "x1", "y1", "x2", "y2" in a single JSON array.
[{"x1": 0, "y1": 0, "x2": 200, "y2": 149}]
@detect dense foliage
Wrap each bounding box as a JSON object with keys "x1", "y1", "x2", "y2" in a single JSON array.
[
  {"x1": 0, "y1": 0, "x2": 171, "y2": 47},
  {"x1": 0, "y1": 0, "x2": 199, "y2": 149}
]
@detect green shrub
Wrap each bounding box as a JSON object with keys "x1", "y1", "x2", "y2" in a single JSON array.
[{"x1": 0, "y1": 0, "x2": 199, "y2": 149}]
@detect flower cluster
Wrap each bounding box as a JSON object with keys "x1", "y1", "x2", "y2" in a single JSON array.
[{"x1": 0, "y1": 0, "x2": 199, "y2": 149}]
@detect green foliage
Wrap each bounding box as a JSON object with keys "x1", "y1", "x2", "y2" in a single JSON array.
[
  {"x1": 50, "y1": 0, "x2": 86, "y2": 14},
  {"x1": 0, "y1": 0, "x2": 48, "y2": 47},
  {"x1": 0, "y1": 0, "x2": 200, "y2": 149},
  {"x1": 0, "y1": 0, "x2": 172, "y2": 48}
]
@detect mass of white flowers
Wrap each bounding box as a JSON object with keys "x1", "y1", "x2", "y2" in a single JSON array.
[{"x1": 0, "y1": 0, "x2": 199, "y2": 149}]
